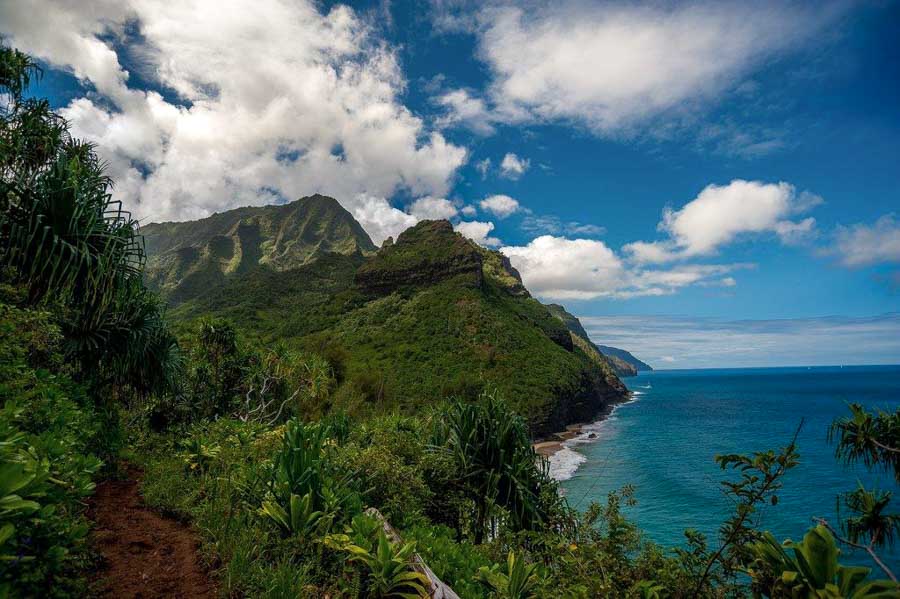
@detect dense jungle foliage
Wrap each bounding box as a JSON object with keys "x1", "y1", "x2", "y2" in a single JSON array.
[{"x1": 1, "y1": 44, "x2": 898, "y2": 598}]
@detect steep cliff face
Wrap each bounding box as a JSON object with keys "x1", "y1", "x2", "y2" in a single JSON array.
[{"x1": 142, "y1": 194, "x2": 376, "y2": 303}]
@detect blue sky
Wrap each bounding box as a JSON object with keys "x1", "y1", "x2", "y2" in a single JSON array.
[{"x1": 2, "y1": 0, "x2": 898, "y2": 367}]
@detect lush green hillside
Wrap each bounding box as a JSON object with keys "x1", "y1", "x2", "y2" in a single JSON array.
[
  {"x1": 342, "y1": 220, "x2": 626, "y2": 434},
  {"x1": 545, "y1": 303, "x2": 651, "y2": 377},
  {"x1": 147, "y1": 217, "x2": 627, "y2": 436},
  {"x1": 142, "y1": 194, "x2": 376, "y2": 303}
]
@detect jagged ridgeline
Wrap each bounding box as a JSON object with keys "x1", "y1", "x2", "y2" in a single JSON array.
[
  {"x1": 142, "y1": 195, "x2": 628, "y2": 436},
  {"x1": 142, "y1": 194, "x2": 376, "y2": 303}
]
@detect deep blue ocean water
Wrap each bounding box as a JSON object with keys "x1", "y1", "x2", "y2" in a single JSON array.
[{"x1": 555, "y1": 365, "x2": 900, "y2": 566}]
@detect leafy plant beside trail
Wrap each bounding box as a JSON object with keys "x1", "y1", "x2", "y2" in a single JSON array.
[
  {"x1": 0, "y1": 288, "x2": 104, "y2": 596},
  {"x1": 746, "y1": 525, "x2": 898, "y2": 598},
  {"x1": 1, "y1": 42, "x2": 179, "y2": 596}
]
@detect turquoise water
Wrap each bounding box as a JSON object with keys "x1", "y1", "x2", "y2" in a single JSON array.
[{"x1": 556, "y1": 365, "x2": 900, "y2": 566}]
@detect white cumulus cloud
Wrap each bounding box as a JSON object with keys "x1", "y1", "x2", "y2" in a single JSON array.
[
  {"x1": 435, "y1": 88, "x2": 495, "y2": 135},
  {"x1": 352, "y1": 195, "x2": 418, "y2": 246},
  {"x1": 435, "y1": 2, "x2": 842, "y2": 144},
  {"x1": 500, "y1": 235, "x2": 747, "y2": 300},
  {"x1": 455, "y1": 220, "x2": 501, "y2": 247},
  {"x1": 479, "y1": 194, "x2": 520, "y2": 218},
  {"x1": 831, "y1": 214, "x2": 900, "y2": 267},
  {"x1": 0, "y1": 0, "x2": 467, "y2": 238},
  {"x1": 407, "y1": 196, "x2": 458, "y2": 220},
  {"x1": 624, "y1": 180, "x2": 820, "y2": 263},
  {"x1": 499, "y1": 152, "x2": 529, "y2": 179}
]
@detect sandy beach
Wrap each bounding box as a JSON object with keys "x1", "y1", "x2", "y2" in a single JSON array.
[
  {"x1": 533, "y1": 395, "x2": 632, "y2": 459},
  {"x1": 533, "y1": 423, "x2": 590, "y2": 457}
]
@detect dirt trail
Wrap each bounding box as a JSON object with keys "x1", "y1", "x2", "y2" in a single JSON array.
[{"x1": 89, "y1": 467, "x2": 216, "y2": 598}]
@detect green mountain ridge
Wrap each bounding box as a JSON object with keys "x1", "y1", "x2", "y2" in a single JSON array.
[
  {"x1": 142, "y1": 194, "x2": 376, "y2": 303},
  {"x1": 596, "y1": 344, "x2": 653, "y2": 372},
  {"x1": 545, "y1": 304, "x2": 652, "y2": 376},
  {"x1": 143, "y1": 197, "x2": 629, "y2": 436}
]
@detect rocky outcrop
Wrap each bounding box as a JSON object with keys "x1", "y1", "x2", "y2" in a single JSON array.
[{"x1": 354, "y1": 220, "x2": 484, "y2": 295}]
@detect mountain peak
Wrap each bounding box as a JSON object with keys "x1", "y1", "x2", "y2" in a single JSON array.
[{"x1": 142, "y1": 194, "x2": 376, "y2": 302}]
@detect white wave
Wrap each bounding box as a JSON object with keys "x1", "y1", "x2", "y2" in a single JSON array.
[
  {"x1": 548, "y1": 447, "x2": 587, "y2": 482},
  {"x1": 547, "y1": 395, "x2": 640, "y2": 482}
]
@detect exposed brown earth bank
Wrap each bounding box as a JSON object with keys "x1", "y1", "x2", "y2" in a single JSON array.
[{"x1": 89, "y1": 467, "x2": 215, "y2": 598}]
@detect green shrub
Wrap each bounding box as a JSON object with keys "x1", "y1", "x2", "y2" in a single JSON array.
[
  {"x1": 404, "y1": 524, "x2": 491, "y2": 598},
  {"x1": 0, "y1": 301, "x2": 102, "y2": 597},
  {"x1": 324, "y1": 521, "x2": 430, "y2": 599},
  {"x1": 746, "y1": 524, "x2": 898, "y2": 598},
  {"x1": 430, "y1": 393, "x2": 558, "y2": 543},
  {"x1": 334, "y1": 415, "x2": 431, "y2": 528}
]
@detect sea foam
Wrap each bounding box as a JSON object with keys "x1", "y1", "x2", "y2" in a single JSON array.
[
  {"x1": 548, "y1": 447, "x2": 587, "y2": 482},
  {"x1": 547, "y1": 392, "x2": 640, "y2": 482}
]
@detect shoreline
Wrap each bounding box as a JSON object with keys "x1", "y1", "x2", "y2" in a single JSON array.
[
  {"x1": 533, "y1": 395, "x2": 629, "y2": 459},
  {"x1": 534, "y1": 392, "x2": 637, "y2": 481}
]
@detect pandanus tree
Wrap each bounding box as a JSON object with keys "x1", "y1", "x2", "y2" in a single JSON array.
[
  {"x1": 0, "y1": 44, "x2": 179, "y2": 396},
  {"x1": 431, "y1": 393, "x2": 556, "y2": 544}
]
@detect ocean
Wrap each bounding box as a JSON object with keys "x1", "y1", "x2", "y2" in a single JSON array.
[{"x1": 553, "y1": 365, "x2": 900, "y2": 566}]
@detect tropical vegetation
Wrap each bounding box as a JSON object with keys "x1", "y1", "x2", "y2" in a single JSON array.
[{"x1": 1, "y1": 42, "x2": 897, "y2": 598}]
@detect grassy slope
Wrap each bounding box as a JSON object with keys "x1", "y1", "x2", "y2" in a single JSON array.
[
  {"x1": 329, "y1": 275, "x2": 608, "y2": 430},
  {"x1": 166, "y1": 252, "x2": 365, "y2": 339}
]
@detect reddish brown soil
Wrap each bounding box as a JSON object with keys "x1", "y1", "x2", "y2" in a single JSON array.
[{"x1": 89, "y1": 468, "x2": 216, "y2": 598}]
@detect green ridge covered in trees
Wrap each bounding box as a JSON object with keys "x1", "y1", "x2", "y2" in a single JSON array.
[
  {"x1": 544, "y1": 303, "x2": 644, "y2": 377},
  {"x1": 147, "y1": 216, "x2": 629, "y2": 437}
]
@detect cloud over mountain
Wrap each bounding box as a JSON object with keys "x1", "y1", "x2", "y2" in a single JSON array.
[
  {"x1": 500, "y1": 235, "x2": 748, "y2": 300},
  {"x1": 0, "y1": 0, "x2": 467, "y2": 237},
  {"x1": 454, "y1": 220, "x2": 501, "y2": 247}
]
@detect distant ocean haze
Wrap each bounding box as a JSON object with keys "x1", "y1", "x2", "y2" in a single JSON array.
[{"x1": 554, "y1": 365, "x2": 900, "y2": 567}]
